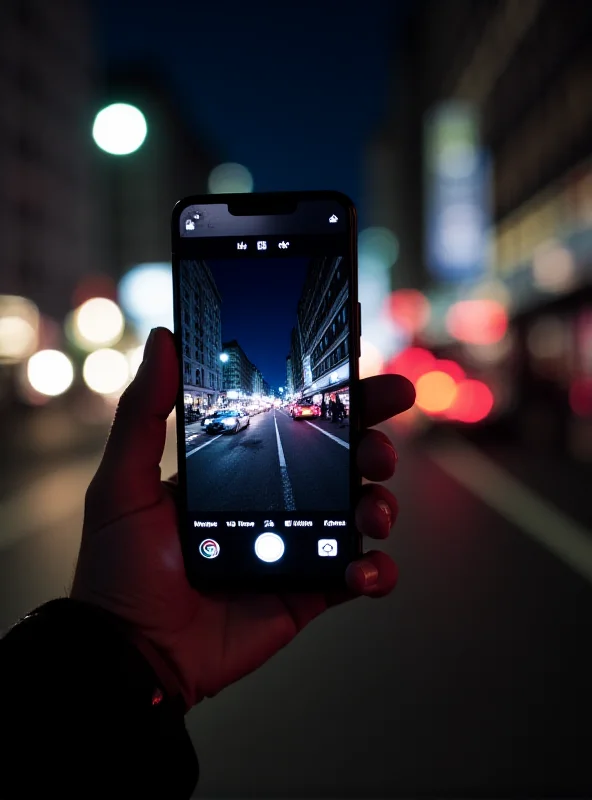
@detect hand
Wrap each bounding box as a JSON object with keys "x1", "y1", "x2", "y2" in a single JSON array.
[{"x1": 72, "y1": 328, "x2": 415, "y2": 710}]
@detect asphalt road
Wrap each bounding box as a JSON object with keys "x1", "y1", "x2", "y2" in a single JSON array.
[
  {"x1": 185, "y1": 409, "x2": 350, "y2": 513},
  {"x1": 0, "y1": 411, "x2": 591, "y2": 797}
]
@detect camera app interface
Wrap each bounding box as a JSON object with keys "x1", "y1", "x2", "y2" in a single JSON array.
[{"x1": 179, "y1": 234, "x2": 353, "y2": 571}]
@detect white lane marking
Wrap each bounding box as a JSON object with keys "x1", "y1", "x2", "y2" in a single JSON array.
[
  {"x1": 427, "y1": 434, "x2": 592, "y2": 586},
  {"x1": 274, "y1": 413, "x2": 296, "y2": 510},
  {"x1": 304, "y1": 421, "x2": 349, "y2": 449},
  {"x1": 186, "y1": 434, "x2": 222, "y2": 457}
]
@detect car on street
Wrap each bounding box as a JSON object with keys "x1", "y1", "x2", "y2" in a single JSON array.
[
  {"x1": 291, "y1": 402, "x2": 321, "y2": 420},
  {"x1": 202, "y1": 409, "x2": 227, "y2": 427},
  {"x1": 204, "y1": 408, "x2": 250, "y2": 434}
]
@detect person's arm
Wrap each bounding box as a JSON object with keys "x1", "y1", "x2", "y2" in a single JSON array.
[{"x1": 0, "y1": 598, "x2": 198, "y2": 799}]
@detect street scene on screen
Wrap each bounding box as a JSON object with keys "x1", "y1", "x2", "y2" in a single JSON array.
[{"x1": 180, "y1": 255, "x2": 351, "y2": 512}]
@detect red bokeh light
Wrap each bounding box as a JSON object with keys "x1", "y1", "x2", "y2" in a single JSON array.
[
  {"x1": 569, "y1": 378, "x2": 592, "y2": 417},
  {"x1": 72, "y1": 274, "x2": 117, "y2": 308},
  {"x1": 434, "y1": 359, "x2": 466, "y2": 383},
  {"x1": 384, "y1": 289, "x2": 431, "y2": 335},
  {"x1": 446, "y1": 300, "x2": 508, "y2": 345},
  {"x1": 385, "y1": 347, "x2": 436, "y2": 384},
  {"x1": 446, "y1": 379, "x2": 494, "y2": 423}
]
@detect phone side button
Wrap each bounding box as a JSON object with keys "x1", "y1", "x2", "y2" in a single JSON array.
[{"x1": 357, "y1": 302, "x2": 362, "y2": 358}]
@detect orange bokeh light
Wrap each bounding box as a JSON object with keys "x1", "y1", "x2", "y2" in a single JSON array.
[
  {"x1": 446, "y1": 299, "x2": 508, "y2": 345},
  {"x1": 384, "y1": 289, "x2": 431, "y2": 335},
  {"x1": 446, "y1": 379, "x2": 494, "y2": 423},
  {"x1": 415, "y1": 370, "x2": 457, "y2": 414}
]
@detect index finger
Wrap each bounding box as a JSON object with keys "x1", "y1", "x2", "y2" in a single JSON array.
[{"x1": 359, "y1": 374, "x2": 415, "y2": 428}]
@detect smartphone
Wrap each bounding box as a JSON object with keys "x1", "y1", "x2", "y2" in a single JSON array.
[{"x1": 171, "y1": 191, "x2": 361, "y2": 591}]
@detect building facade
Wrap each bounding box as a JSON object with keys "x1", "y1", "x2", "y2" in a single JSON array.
[
  {"x1": 0, "y1": 0, "x2": 97, "y2": 319},
  {"x1": 368, "y1": 0, "x2": 592, "y2": 454},
  {"x1": 222, "y1": 340, "x2": 253, "y2": 398},
  {"x1": 370, "y1": 0, "x2": 592, "y2": 299},
  {"x1": 290, "y1": 256, "x2": 350, "y2": 402},
  {"x1": 180, "y1": 259, "x2": 222, "y2": 411},
  {"x1": 285, "y1": 355, "x2": 294, "y2": 397}
]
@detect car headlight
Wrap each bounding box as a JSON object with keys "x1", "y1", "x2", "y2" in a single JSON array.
[{"x1": 223, "y1": 417, "x2": 236, "y2": 426}]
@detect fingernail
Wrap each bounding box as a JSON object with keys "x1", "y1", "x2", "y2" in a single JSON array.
[
  {"x1": 377, "y1": 500, "x2": 392, "y2": 527},
  {"x1": 357, "y1": 560, "x2": 379, "y2": 590}
]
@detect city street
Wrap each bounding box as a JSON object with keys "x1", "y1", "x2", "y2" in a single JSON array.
[
  {"x1": 0, "y1": 413, "x2": 591, "y2": 796},
  {"x1": 185, "y1": 409, "x2": 350, "y2": 513}
]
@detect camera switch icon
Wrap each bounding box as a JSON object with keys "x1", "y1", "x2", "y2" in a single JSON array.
[{"x1": 318, "y1": 539, "x2": 338, "y2": 557}]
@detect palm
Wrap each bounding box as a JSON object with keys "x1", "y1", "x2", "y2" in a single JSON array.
[{"x1": 78, "y1": 482, "x2": 328, "y2": 701}]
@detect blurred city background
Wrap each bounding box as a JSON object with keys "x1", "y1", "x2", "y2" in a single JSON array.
[{"x1": 1, "y1": 0, "x2": 592, "y2": 796}]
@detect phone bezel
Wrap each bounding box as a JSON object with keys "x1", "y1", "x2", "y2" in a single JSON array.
[{"x1": 171, "y1": 191, "x2": 362, "y2": 592}]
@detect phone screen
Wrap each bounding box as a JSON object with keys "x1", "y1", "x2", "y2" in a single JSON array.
[{"x1": 172, "y1": 193, "x2": 360, "y2": 590}]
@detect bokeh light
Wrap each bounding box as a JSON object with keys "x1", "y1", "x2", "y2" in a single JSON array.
[
  {"x1": 358, "y1": 227, "x2": 399, "y2": 273},
  {"x1": 0, "y1": 295, "x2": 39, "y2": 363},
  {"x1": 127, "y1": 345, "x2": 145, "y2": 379},
  {"x1": 384, "y1": 289, "x2": 431, "y2": 335},
  {"x1": 208, "y1": 163, "x2": 254, "y2": 194},
  {"x1": 532, "y1": 241, "x2": 576, "y2": 293},
  {"x1": 446, "y1": 379, "x2": 494, "y2": 423},
  {"x1": 435, "y1": 359, "x2": 466, "y2": 382},
  {"x1": 0, "y1": 317, "x2": 37, "y2": 362},
  {"x1": 83, "y1": 349, "x2": 130, "y2": 395},
  {"x1": 118, "y1": 263, "x2": 174, "y2": 339},
  {"x1": 359, "y1": 338, "x2": 385, "y2": 378},
  {"x1": 72, "y1": 298, "x2": 125, "y2": 349},
  {"x1": 386, "y1": 347, "x2": 436, "y2": 384},
  {"x1": 92, "y1": 103, "x2": 147, "y2": 155},
  {"x1": 446, "y1": 299, "x2": 508, "y2": 345},
  {"x1": 415, "y1": 370, "x2": 457, "y2": 415},
  {"x1": 72, "y1": 274, "x2": 117, "y2": 308},
  {"x1": 569, "y1": 378, "x2": 592, "y2": 417},
  {"x1": 26, "y1": 350, "x2": 74, "y2": 397}
]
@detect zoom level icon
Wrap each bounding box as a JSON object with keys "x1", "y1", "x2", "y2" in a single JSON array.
[{"x1": 199, "y1": 538, "x2": 220, "y2": 559}]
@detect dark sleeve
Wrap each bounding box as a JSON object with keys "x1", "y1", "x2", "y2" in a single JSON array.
[{"x1": 0, "y1": 598, "x2": 199, "y2": 799}]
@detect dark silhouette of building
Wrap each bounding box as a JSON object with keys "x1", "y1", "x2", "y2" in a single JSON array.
[
  {"x1": 0, "y1": 0, "x2": 98, "y2": 319},
  {"x1": 96, "y1": 67, "x2": 217, "y2": 279}
]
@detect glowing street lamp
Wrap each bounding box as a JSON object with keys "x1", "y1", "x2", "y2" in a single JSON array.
[
  {"x1": 92, "y1": 103, "x2": 147, "y2": 155},
  {"x1": 220, "y1": 352, "x2": 229, "y2": 363}
]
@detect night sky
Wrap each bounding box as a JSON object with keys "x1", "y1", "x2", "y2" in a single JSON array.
[
  {"x1": 209, "y1": 257, "x2": 310, "y2": 389},
  {"x1": 92, "y1": 0, "x2": 411, "y2": 219}
]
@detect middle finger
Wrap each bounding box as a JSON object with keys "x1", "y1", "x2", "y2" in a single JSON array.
[
  {"x1": 355, "y1": 483, "x2": 398, "y2": 540},
  {"x1": 357, "y1": 429, "x2": 397, "y2": 482}
]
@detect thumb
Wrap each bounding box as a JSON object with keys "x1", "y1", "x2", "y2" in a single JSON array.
[{"x1": 85, "y1": 327, "x2": 178, "y2": 527}]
